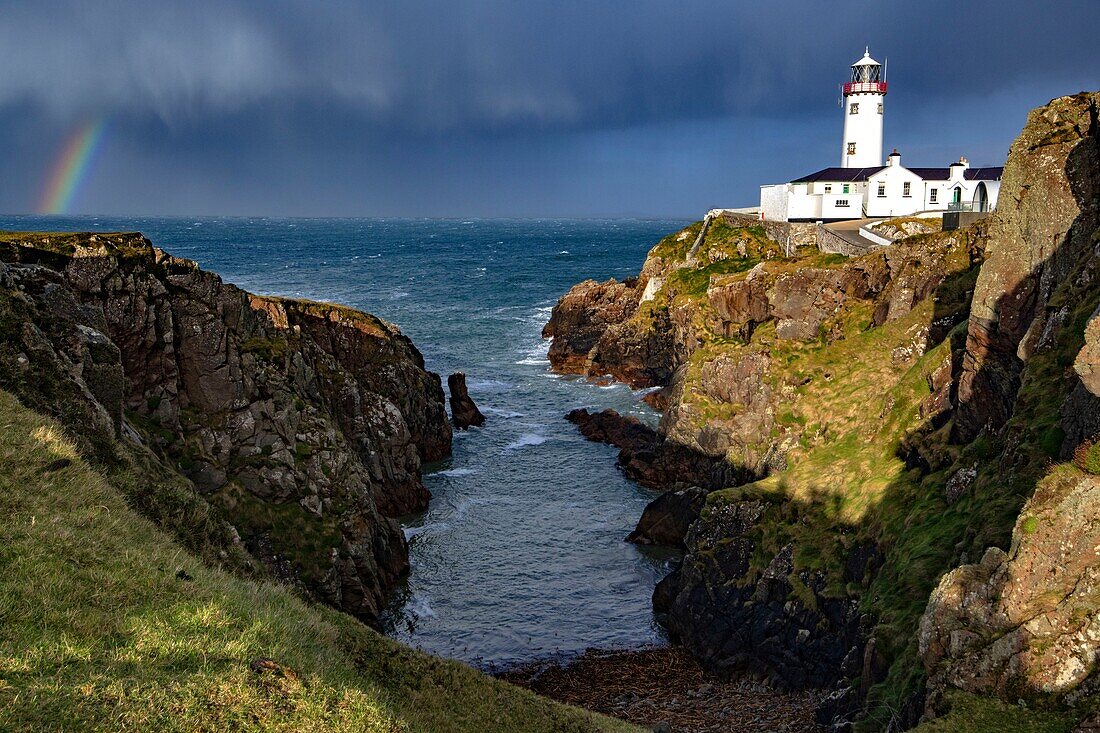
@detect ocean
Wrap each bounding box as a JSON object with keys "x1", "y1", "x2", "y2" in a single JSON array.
[{"x1": 0, "y1": 215, "x2": 689, "y2": 668}]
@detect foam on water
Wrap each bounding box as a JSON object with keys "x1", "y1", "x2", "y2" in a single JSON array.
[
  {"x1": 505, "y1": 433, "x2": 549, "y2": 450},
  {"x1": 436, "y1": 467, "x2": 478, "y2": 477}
]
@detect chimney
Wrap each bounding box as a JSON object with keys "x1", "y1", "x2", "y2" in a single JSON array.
[{"x1": 887, "y1": 148, "x2": 901, "y2": 166}]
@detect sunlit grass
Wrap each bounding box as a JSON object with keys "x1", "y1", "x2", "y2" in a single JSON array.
[{"x1": 0, "y1": 389, "x2": 636, "y2": 733}]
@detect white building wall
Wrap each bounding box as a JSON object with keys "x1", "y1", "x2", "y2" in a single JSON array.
[
  {"x1": 821, "y1": 193, "x2": 861, "y2": 219},
  {"x1": 759, "y1": 184, "x2": 790, "y2": 222},
  {"x1": 865, "y1": 166, "x2": 926, "y2": 218},
  {"x1": 786, "y1": 185, "x2": 821, "y2": 221},
  {"x1": 841, "y1": 92, "x2": 885, "y2": 168}
]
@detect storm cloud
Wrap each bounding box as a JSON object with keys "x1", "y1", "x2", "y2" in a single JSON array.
[{"x1": 1, "y1": 0, "x2": 1096, "y2": 216}]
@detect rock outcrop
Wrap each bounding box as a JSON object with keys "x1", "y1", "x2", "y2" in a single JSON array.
[
  {"x1": 566, "y1": 408, "x2": 719, "y2": 489},
  {"x1": 447, "y1": 372, "x2": 486, "y2": 429},
  {"x1": 919, "y1": 470, "x2": 1100, "y2": 708},
  {"x1": 0, "y1": 232, "x2": 452, "y2": 625},
  {"x1": 542, "y1": 276, "x2": 685, "y2": 388},
  {"x1": 625, "y1": 486, "x2": 707, "y2": 548},
  {"x1": 954, "y1": 92, "x2": 1100, "y2": 443},
  {"x1": 654, "y1": 498, "x2": 866, "y2": 691}
]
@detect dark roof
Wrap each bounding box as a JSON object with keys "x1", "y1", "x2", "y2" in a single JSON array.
[
  {"x1": 907, "y1": 167, "x2": 952, "y2": 180},
  {"x1": 964, "y1": 167, "x2": 1004, "y2": 180},
  {"x1": 791, "y1": 164, "x2": 1004, "y2": 184},
  {"x1": 908, "y1": 166, "x2": 1005, "y2": 181},
  {"x1": 790, "y1": 166, "x2": 884, "y2": 183}
]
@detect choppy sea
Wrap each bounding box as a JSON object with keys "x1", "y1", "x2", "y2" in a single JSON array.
[{"x1": 0, "y1": 215, "x2": 689, "y2": 668}]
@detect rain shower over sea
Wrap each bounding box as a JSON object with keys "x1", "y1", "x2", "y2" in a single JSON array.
[{"x1": 1, "y1": 215, "x2": 689, "y2": 668}]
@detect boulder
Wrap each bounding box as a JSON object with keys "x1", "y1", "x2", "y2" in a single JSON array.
[{"x1": 625, "y1": 487, "x2": 707, "y2": 548}]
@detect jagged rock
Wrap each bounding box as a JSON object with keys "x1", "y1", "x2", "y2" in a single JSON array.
[
  {"x1": 542, "y1": 277, "x2": 641, "y2": 377},
  {"x1": 943, "y1": 463, "x2": 978, "y2": 504},
  {"x1": 657, "y1": 499, "x2": 863, "y2": 689},
  {"x1": 919, "y1": 472, "x2": 1100, "y2": 708},
  {"x1": 625, "y1": 487, "x2": 707, "y2": 548},
  {"x1": 0, "y1": 232, "x2": 452, "y2": 626},
  {"x1": 955, "y1": 93, "x2": 1100, "y2": 442},
  {"x1": 566, "y1": 408, "x2": 719, "y2": 489},
  {"x1": 769, "y1": 268, "x2": 851, "y2": 341},
  {"x1": 447, "y1": 372, "x2": 485, "y2": 429}
]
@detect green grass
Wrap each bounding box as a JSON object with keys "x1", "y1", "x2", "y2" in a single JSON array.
[
  {"x1": 0, "y1": 389, "x2": 637, "y2": 733},
  {"x1": 1074, "y1": 440, "x2": 1100, "y2": 475},
  {"x1": 912, "y1": 692, "x2": 1076, "y2": 733}
]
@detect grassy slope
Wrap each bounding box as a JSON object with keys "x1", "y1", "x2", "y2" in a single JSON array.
[
  {"x1": 911, "y1": 692, "x2": 1075, "y2": 733},
  {"x1": 0, "y1": 389, "x2": 637, "y2": 733}
]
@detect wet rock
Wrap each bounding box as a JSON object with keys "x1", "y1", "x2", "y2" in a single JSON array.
[
  {"x1": 625, "y1": 486, "x2": 707, "y2": 548},
  {"x1": 566, "y1": 408, "x2": 719, "y2": 489},
  {"x1": 658, "y1": 499, "x2": 863, "y2": 690},
  {"x1": 447, "y1": 372, "x2": 485, "y2": 429}
]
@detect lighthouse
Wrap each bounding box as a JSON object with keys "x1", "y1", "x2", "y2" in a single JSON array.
[{"x1": 840, "y1": 48, "x2": 886, "y2": 168}]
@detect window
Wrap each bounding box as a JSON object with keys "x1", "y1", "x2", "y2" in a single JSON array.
[
  {"x1": 903, "y1": 182, "x2": 912, "y2": 198},
  {"x1": 836, "y1": 199, "x2": 850, "y2": 208},
  {"x1": 877, "y1": 184, "x2": 886, "y2": 197},
  {"x1": 847, "y1": 142, "x2": 857, "y2": 156},
  {"x1": 824, "y1": 185, "x2": 832, "y2": 193},
  {"x1": 843, "y1": 184, "x2": 850, "y2": 194},
  {"x1": 929, "y1": 189, "x2": 938, "y2": 203},
  {"x1": 849, "y1": 103, "x2": 859, "y2": 115},
  {"x1": 877, "y1": 102, "x2": 883, "y2": 114}
]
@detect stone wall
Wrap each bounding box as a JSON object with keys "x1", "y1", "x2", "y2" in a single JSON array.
[
  {"x1": 815, "y1": 224, "x2": 876, "y2": 257},
  {"x1": 722, "y1": 212, "x2": 818, "y2": 253}
]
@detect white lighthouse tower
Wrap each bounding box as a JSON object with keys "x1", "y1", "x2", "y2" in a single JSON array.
[{"x1": 840, "y1": 48, "x2": 886, "y2": 168}]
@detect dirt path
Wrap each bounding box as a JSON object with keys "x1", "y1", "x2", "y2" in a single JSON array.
[{"x1": 499, "y1": 647, "x2": 827, "y2": 733}]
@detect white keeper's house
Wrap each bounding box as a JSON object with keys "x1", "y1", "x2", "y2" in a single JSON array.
[{"x1": 759, "y1": 49, "x2": 1003, "y2": 223}]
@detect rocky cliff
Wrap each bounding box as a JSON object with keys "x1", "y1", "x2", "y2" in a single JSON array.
[
  {"x1": 0, "y1": 232, "x2": 451, "y2": 625},
  {"x1": 546, "y1": 92, "x2": 1100, "y2": 730}
]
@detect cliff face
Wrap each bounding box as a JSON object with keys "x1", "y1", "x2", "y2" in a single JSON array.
[
  {"x1": 954, "y1": 93, "x2": 1100, "y2": 444},
  {"x1": 546, "y1": 92, "x2": 1100, "y2": 729},
  {"x1": 0, "y1": 233, "x2": 451, "y2": 624},
  {"x1": 917, "y1": 92, "x2": 1100, "y2": 718}
]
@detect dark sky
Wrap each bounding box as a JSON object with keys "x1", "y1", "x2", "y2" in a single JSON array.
[{"x1": 1, "y1": 1, "x2": 1096, "y2": 218}]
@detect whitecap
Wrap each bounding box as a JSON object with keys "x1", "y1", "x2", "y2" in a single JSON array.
[
  {"x1": 438, "y1": 467, "x2": 477, "y2": 477},
  {"x1": 467, "y1": 379, "x2": 514, "y2": 393},
  {"x1": 403, "y1": 523, "x2": 446, "y2": 539},
  {"x1": 483, "y1": 407, "x2": 524, "y2": 418},
  {"x1": 405, "y1": 593, "x2": 436, "y2": 619},
  {"x1": 505, "y1": 433, "x2": 549, "y2": 450}
]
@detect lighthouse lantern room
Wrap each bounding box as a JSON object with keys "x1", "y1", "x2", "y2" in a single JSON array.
[{"x1": 840, "y1": 48, "x2": 887, "y2": 168}]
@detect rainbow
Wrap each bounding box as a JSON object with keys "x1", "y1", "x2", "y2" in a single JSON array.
[{"x1": 38, "y1": 118, "x2": 109, "y2": 215}]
